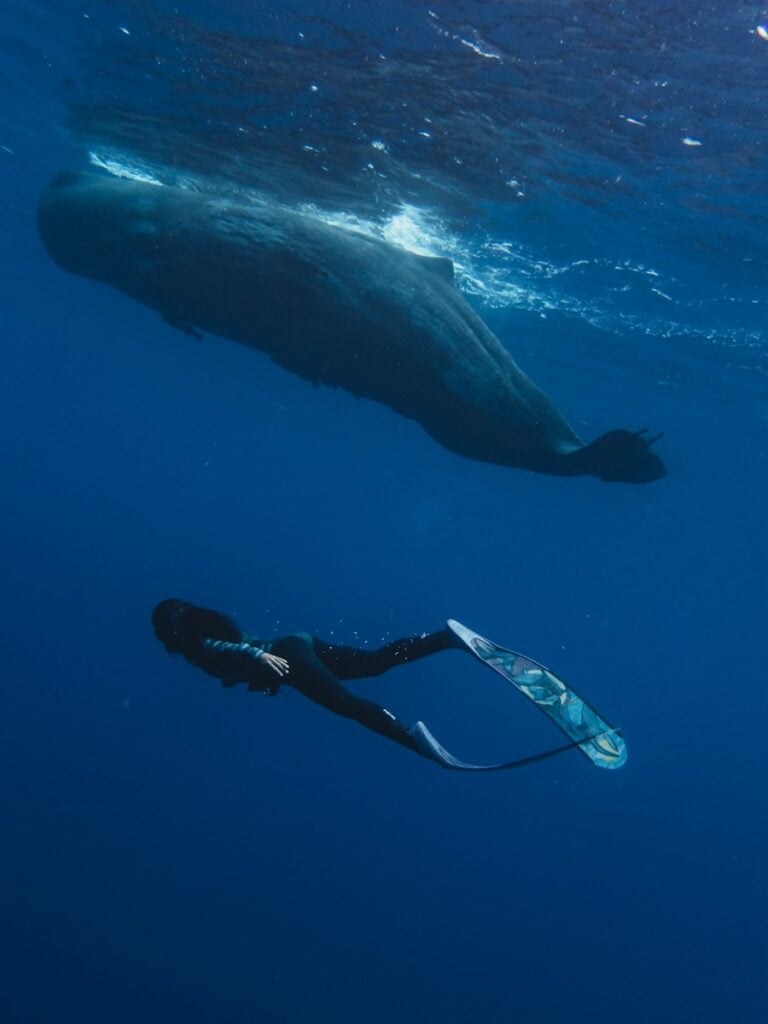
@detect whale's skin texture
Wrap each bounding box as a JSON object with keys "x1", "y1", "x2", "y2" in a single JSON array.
[{"x1": 37, "y1": 171, "x2": 665, "y2": 482}]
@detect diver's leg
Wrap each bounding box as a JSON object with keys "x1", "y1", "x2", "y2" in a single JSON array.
[
  {"x1": 272, "y1": 634, "x2": 425, "y2": 757},
  {"x1": 313, "y1": 629, "x2": 456, "y2": 681}
]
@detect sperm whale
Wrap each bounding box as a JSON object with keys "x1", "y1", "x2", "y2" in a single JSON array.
[{"x1": 37, "y1": 171, "x2": 664, "y2": 483}]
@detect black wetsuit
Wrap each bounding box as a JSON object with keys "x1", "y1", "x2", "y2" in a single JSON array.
[{"x1": 198, "y1": 630, "x2": 455, "y2": 756}]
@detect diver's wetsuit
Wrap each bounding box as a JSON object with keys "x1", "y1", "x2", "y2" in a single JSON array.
[{"x1": 200, "y1": 630, "x2": 455, "y2": 755}]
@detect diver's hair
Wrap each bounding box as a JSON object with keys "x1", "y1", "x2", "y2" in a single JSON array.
[{"x1": 151, "y1": 598, "x2": 243, "y2": 656}]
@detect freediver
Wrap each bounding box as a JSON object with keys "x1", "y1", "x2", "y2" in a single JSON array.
[{"x1": 152, "y1": 598, "x2": 465, "y2": 768}]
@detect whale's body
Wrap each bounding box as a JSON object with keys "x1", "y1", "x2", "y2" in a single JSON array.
[{"x1": 37, "y1": 171, "x2": 664, "y2": 482}]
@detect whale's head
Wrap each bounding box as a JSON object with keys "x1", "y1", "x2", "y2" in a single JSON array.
[{"x1": 37, "y1": 170, "x2": 168, "y2": 289}]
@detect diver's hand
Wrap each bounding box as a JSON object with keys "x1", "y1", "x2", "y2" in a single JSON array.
[{"x1": 258, "y1": 652, "x2": 291, "y2": 678}]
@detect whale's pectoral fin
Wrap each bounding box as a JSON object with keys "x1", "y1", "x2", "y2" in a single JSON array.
[
  {"x1": 161, "y1": 311, "x2": 203, "y2": 341},
  {"x1": 568, "y1": 428, "x2": 667, "y2": 484}
]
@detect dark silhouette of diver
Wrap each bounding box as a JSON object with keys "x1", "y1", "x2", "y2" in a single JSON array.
[
  {"x1": 152, "y1": 598, "x2": 470, "y2": 768},
  {"x1": 151, "y1": 599, "x2": 601, "y2": 771}
]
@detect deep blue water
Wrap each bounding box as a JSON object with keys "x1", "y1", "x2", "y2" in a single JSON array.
[{"x1": 1, "y1": 2, "x2": 766, "y2": 1021}]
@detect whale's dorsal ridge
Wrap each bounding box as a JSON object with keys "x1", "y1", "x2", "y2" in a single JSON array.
[{"x1": 415, "y1": 254, "x2": 455, "y2": 285}]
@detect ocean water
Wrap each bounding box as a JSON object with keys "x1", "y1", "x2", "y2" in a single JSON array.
[{"x1": 1, "y1": 2, "x2": 766, "y2": 1021}]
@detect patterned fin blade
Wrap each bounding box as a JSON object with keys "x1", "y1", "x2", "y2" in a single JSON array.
[{"x1": 446, "y1": 620, "x2": 627, "y2": 770}]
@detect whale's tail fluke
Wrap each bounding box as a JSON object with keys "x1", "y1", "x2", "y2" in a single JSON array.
[{"x1": 567, "y1": 428, "x2": 666, "y2": 483}]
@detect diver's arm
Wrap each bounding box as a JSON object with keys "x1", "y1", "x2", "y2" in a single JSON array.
[
  {"x1": 203, "y1": 638, "x2": 267, "y2": 660},
  {"x1": 201, "y1": 639, "x2": 289, "y2": 691}
]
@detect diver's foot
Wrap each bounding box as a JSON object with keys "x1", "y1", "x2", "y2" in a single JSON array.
[
  {"x1": 445, "y1": 619, "x2": 475, "y2": 651},
  {"x1": 408, "y1": 721, "x2": 466, "y2": 769}
]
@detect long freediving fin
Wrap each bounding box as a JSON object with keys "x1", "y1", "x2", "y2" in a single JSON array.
[
  {"x1": 446, "y1": 620, "x2": 627, "y2": 769},
  {"x1": 408, "y1": 721, "x2": 618, "y2": 772}
]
